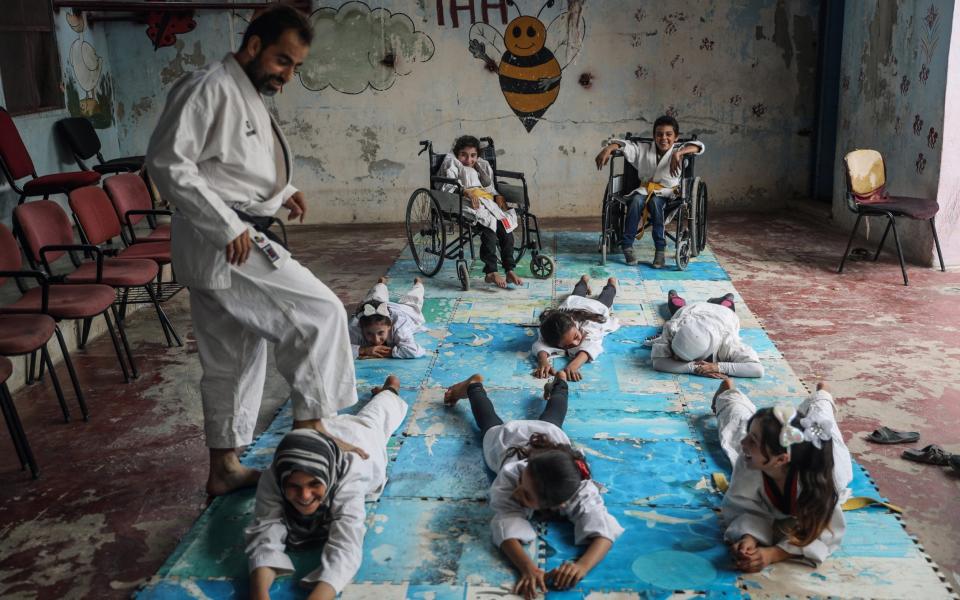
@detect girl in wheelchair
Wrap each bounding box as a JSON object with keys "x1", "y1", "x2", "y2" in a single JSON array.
[
  {"x1": 439, "y1": 135, "x2": 523, "y2": 289},
  {"x1": 532, "y1": 275, "x2": 620, "y2": 381},
  {"x1": 595, "y1": 115, "x2": 705, "y2": 268},
  {"x1": 348, "y1": 277, "x2": 427, "y2": 359}
]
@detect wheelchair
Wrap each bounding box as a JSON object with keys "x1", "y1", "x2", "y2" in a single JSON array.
[
  {"x1": 598, "y1": 133, "x2": 708, "y2": 270},
  {"x1": 405, "y1": 138, "x2": 554, "y2": 290}
]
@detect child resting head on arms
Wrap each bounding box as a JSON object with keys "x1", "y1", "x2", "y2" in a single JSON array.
[{"x1": 349, "y1": 277, "x2": 427, "y2": 359}]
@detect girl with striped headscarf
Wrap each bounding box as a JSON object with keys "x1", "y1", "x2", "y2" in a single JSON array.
[{"x1": 246, "y1": 375, "x2": 407, "y2": 600}]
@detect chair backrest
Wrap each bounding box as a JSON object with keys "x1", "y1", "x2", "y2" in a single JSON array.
[
  {"x1": 0, "y1": 223, "x2": 24, "y2": 285},
  {"x1": 68, "y1": 186, "x2": 124, "y2": 246},
  {"x1": 104, "y1": 173, "x2": 152, "y2": 226},
  {"x1": 0, "y1": 107, "x2": 37, "y2": 181},
  {"x1": 844, "y1": 149, "x2": 886, "y2": 197},
  {"x1": 13, "y1": 200, "x2": 76, "y2": 265},
  {"x1": 478, "y1": 137, "x2": 498, "y2": 172},
  {"x1": 56, "y1": 117, "x2": 101, "y2": 165}
]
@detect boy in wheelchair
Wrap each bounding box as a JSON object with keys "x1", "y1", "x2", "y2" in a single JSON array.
[
  {"x1": 595, "y1": 115, "x2": 705, "y2": 268},
  {"x1": 439, "y1": 135, "x2": 523, "y2": 289}
]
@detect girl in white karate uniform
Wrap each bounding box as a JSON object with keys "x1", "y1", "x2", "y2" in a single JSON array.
[
  {"x1": 246, "y1": 376, "x2": 408, "y2": 600},
  {"x1": 650, "y1": 290, "x2": 763, "y2": 378},
  {"x1": 444, "y1": 371, "x2": 623, "y2": 599},
  {"x1": 713, "y1": 378, "x2": 853, "y2": 571},
  {"x1": 439, "y1": 135, "x2": 522, "y2": 289},
  {"x1": 349, "y1": 277, "x2": 426, "y2": 359},
  {"x1": 532, "y1": 275, "x2": 621, "y2": 381}
]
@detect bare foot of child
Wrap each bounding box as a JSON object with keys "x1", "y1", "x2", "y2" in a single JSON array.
[
  {"x1": 579, "y1": 274, "x2": 592, "y2": 296},
  {"x1": 485, "y1": 272, "x2": 507, "y2": 288},
  {"x1": 444, "y1": 373, "x2": 484, "y2": 406},
  {"x1": 606, "y1": 276, "x2": 618, "y2": 291},
  {"x1": 506, "y1": 271, "x2": 523, "y2": 286},
  {"x1": 378, "y1": 276, "x2": 389, "y2": 284},
  {"x1": 543, "y1": 369, "x2": 568, "y2": 400},
  {"x1": 371, "y1": 374, "x2": 401, "y2": 396},
  {"x1": 414, "y1": 276, "x2": 422, "y2": 285}
]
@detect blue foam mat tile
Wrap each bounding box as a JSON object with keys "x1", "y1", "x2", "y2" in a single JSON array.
[
  {"x1": 738, "y1": 328, "x2": 783, "y2": 360},
  {"x1": 542, "y1": 505, "x2": 741, "y2": 595},
  {"x1": 569, "y1": 389, "x2": 683, "y2": 414},
  {"x1": 383, "y1": 436, "x2": 491, "y2": 500},
  {"x1": 428, "y1": 323, "x2": 541, "y2": 388},
  {"x1": 834, "y1": 510, "x2": 920, "y2": 559},
  {"x1": 679, "y1": 360, "x2": 807, "y2": 408},
  {"x1": 574, "y1": 438, "x2": 714, "y2": 507},
  {"x1": 562, "y1": 410, "x2": 693, "y2": 441},
  {"x1": 356, "y1": 498, "x2": 518, "y2": 587},
  {"x1": 353, "y1": 353, "x2": 435, "y2": 389}
]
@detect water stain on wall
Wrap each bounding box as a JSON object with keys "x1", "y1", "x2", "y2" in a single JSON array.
[
  {"x1": 159, "y1": 40, "x2": 206, "y2": 86},
  {"x1": 772, "y1": 0, "x2": 794, "y2": 68}
]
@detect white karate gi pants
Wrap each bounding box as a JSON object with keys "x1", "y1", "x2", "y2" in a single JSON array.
[
  {"x1": 189, "y1": 251, "x2": 358, "y2": 448},
  {"x1": 715, "y1": 388, "x2": 757, "y2": 465},
  {"x1": 364, "y1": 281, "x2": 425, "y2": 312}
]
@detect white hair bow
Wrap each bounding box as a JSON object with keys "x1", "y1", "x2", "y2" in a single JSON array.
[
  {"x1": 773, "y1": 403, "x2": 834, "y2": 451},
  {"x1": 362, "y1": 303, "x2": 390, "y2": 317}
]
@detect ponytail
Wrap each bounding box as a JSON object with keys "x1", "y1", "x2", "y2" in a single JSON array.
[{"x1": 503, "y1": 433, "x2": 589, "y2": 508}]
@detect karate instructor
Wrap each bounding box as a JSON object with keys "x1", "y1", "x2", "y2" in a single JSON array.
[{"x1": 147, "y1": 6, "x2": 359, "y2": 496}]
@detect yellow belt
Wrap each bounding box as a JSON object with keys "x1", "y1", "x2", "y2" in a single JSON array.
[
  {"x1": 635, "y1": 182, "x2": 666, "y2": 239},
  {"x1": 465, "y1": 187, "x2": 494, "y2": 201}
]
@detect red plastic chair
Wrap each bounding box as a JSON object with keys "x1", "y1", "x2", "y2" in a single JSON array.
[
  {"x1": 103, "y1": 173, "x2": 171, "y2": 244},
  {"x1": 0, "y1": 223, "x2": 136, "y2": 384},
  {"x1": 0, "y1": 355, "x2": 39, "y2": 478},
  {"x1": 0, "y1": 107, "x2": 101, "y2": 205}
]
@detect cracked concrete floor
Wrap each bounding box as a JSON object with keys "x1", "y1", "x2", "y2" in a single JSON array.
[{"x1": 0, "y1": 213, "x2": 957, "y2": 599}]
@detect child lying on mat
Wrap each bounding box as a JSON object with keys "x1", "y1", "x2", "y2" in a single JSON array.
[
  {"x1": 532, "y1": 275, "x2": 620, "y2": 381},
  {"x1": 650, "y1": 289, "x2": 763, "y2": 378},
  {"x1": 349, "y1": 277, "x2": 426, "y2": 359},
  {"x1": 444, "y1": 371, "x2": 623, "y2": 599},
  {"x1": 713, "y1": 378, "x2": 852, "y2": 570},
  {"x1": 246, "y1": 376, "x2": 407, "y2": 600}
]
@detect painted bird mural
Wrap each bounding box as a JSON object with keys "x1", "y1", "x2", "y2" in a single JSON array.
[
  {"x1": 468, "y1": 0, "x2": 585, "y2": 132},
  {"x1": 67, "y1": 10, "x2": 103, "y2": 115}
]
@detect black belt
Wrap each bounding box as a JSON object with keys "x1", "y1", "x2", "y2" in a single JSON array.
[{"x1": 232, "y1": 209, "x2": 287, "y2": 249}]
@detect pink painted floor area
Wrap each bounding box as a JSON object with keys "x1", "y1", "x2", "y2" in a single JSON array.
[{"x1": 0, "y1": 214, "x2": 957, "y2": 599}]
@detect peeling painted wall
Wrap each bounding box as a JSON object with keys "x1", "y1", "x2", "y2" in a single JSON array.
[
  {"x1": 95, "y1": 0, "x2": 820, "y2": 224},
  {"x1": 832, "y1": 0, "x2": 954, "y2": 265}
]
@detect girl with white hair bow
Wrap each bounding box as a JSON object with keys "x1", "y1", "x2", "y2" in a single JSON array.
[
  {"x1": 349, "y1": 277, "x2": 427, "y2": 359},
  {"x1": 650, "y1": 290, "x2": 763, "y2": 378},
  {"x1": 712, "y1": 378, "x2": 853, "y2": 571}
]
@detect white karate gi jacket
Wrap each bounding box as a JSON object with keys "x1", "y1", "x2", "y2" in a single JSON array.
[
  {"x1": 483, "y1": 420, "x2": 624, "y2": 548},
  {"x1": 531, "y1": 295, "x2": 620, "y2": 361},
  {"x1": 146, "y1": 53, "x2": 298, "y2": 290},
  {"x1": 245, "y1": 390, "x2": 407, "y2": 593},
  {"x1": 718, "y1": 388, "x2": 853, "y2": 566},
  {"x1": 651, "y1": 302, "x2": 763, "y2": 377},
  {"x1": 607, "y1": 138, "x2": 705, "y2": 198},
  {"x1": 439, "y1": 153, "x2": 518, "y2": 233},
  {"x1": 349, "y1": 302, "x2": 426, "y2": 359}
]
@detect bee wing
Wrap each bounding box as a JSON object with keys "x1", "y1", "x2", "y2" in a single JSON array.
[
  {"x1": 545, "y1": 10, "x2": 586, "y2": 70},
  {"x1": 468, "y1": 22, "x2": 505, "y2": 68}
]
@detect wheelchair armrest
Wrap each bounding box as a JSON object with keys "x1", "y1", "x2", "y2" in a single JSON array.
[
  {"x1": 430, "y1": 176, "x2": 463, "y2": 193},
  {"x1": 39, "y1": 244, "x2": 104, "y2": 282},
  {"x1": 495, "y1": 169, "x2": 525, "y2": 182},
  {"x1": 0, "y1": 269, "x2": 51, "y2": 312}
]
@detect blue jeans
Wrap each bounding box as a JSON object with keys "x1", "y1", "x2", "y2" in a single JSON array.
[{"x1": 621, "y1": 194, "x2": 667, "y2": 251}]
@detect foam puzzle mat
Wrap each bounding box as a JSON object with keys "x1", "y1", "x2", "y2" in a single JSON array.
[{"x1": 136, "y1": 232, "x2": 957, "y2": 599}]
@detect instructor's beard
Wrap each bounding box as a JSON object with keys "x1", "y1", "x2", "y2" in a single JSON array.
[{"x1": 244, "y1": 53, "x2": 284, "y2": 97}]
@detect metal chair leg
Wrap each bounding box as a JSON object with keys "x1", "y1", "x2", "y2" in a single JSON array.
[
  {"x1": 887, "y1": 213, "x2": 908, "y2": 286},
  {"x1": 837, "y1": 213, "x2": 864, "y2": 273},
  {"x1": 873, "y1": 218, "x2": 893, "y2": 261},
  {"x1": 40, "y1": 346, "x2": 70, "y2": 422},
  {"x1": 110, "y1": 304, "x2": 139, "y2": 379},
  {"x1": 101, "y1": 310, "x2": 131, "y2": 383},
  {"x1": 53, "y1": 327, "x2": 88, "y2": 420},
  {"x1": 2, "y1": 383, "x2": 40, "y2": 479},
  {"x1": 26, "y1": 350, "x2": 36, "y2": 385},
  {"x1": 930, "y1": 217, "x2": 946, "y2": 272},
  {"x1": 0, "y1": 384, "x2": 28, "y2": 469},
  {"x1": 79, "y1": 317, "x2": 92, "y2": 348},
  {"x1": 145, "y1": 285, "x2": 180, "y2": 347}
]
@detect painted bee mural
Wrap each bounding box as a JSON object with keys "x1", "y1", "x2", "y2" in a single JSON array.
[{"x1": 468, "y1": 0, "x2": 585, "y2": 132}]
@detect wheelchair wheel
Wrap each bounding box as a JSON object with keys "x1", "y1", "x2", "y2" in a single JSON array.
[
  {"x1": 599, "y1": 232, "x2": 607, "y2": 265},
  {"x1": 531, "y1": 253, "x2": 554, "y2": 279},
  {"x1": 695, "y1": 179, "x2": 708, "y2": 254},
  {"x1": 676, "y1": 230, "x2": 691, "y2": 271},
  {"x1": 456, "y1": 260, "x2": 470, "y2": 291},
  {"x1": 406, "y1": 189, "x2": 445, "y2": 277}
]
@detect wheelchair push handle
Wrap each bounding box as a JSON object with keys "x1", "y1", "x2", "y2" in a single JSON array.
[{"x1": 418, "y1": 140, "x2": 432, "y2": 155}]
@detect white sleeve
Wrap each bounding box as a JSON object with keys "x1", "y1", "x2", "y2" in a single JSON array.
[
  {"x1": 245, "y1": 470, "x2": 295, "y2": 575},
  {"x1": 720, "y1": 463, "x2": 776, "y2": 546},
  {"x1": 440, "y1": 158, "x2": 462, "y2": 194},
  {"x1": 348, "y1": 320, "x2": 362, "y2": 359},
  {"x1": 146, "y1": 88, "x2": 247, "y2": 249},
  {"x1": 391, "y1": 334, "x2": 426, "y2": 359},
  {"x1": 302, "y1": 470, "x2": 369, "y2": 593},
  {"x1": 777, "y1": 504, "x2": 845, "y2": 566},
  {"x1": 489, "y1": 467, "x2": 537, "y2": 548},
  {"x1": 531, "y1": 334, "x2": 563, "y2": 359},
  {"x1": 571, "y1": 332, "x2": 603, "y2": 361},
  {"x1": 563, "y1": 481, "x2": 624, "y2": 545},
  {"x1": 608, "y1": 138, "x2": 642, "y2": 168},
  {"x1": 681, "y1": 140, "x2": 705, "y2": 154},
  {"x1": 281, "y1": 183, "x2": 298, "y2": 203},
  {"x1": 718, "y1": 339, "x2": 764, "y2": 378}
]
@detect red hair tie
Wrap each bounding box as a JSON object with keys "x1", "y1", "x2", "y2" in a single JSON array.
[{"x1": 575, "y1": 459, "x2": 591, "y2": 480}]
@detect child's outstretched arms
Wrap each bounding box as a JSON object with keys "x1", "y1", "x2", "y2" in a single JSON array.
[
  {"x1": 533, "y1": 351, "x2": 555, "y2": 378},
  {"x1": 548, "y1": 536, "x2": 613, "y2": 590},
  {"x1": 501, "y1": 539, "x2": 547, "y2": 600}
]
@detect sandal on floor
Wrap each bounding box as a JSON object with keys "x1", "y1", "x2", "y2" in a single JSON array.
[
  {"x1": 866, "y1": 426, "x2": 920, "y2": 444},
  {"x1": 902, "y1": 444, "x2": 952, "y2": 466},
  {"x1": 949, "y1": 455, "x2": 960, "y2": 473}
]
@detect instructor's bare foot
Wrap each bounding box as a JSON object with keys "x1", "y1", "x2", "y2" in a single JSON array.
[
  {"x1": 607, "y1": 276, "x2": 618, "y2": 290},
  {"x1": 579, "y1": 274, "x2": 592, "y2": 296},
  {"x1": 372, "y1": 374, "x2": 401, "y2": 396},
  {"x1": 206, "y1": 449, "x2": 261, "y2": 496},
  {"x1": 444, "y1": 373, "x2": 484, "y2": 406},
  {"x1": 506, "y1": 271, "x2": 523, "y2": 286},
  {"x1": 485, "y1": 272, "x2": 507, "y2": 288}
]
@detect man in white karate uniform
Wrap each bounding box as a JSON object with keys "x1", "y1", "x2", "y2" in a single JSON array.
[{"x1": 146, "y1": 6, "x2": 358, "y2": 496}]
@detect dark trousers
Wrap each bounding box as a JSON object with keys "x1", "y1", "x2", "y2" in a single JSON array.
[
  {"x1": 480, "y1": 221, "x2": 515, "y2": 274},
  {"x1": 468, "y1": 380, "x2": 568, "y2": 438},
  {"x1": 667, "y1": 292, "x2": 736, "y2": 317},
  {"x1": 572, "y1": 278, "x2": 617, "y2": 308}
]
